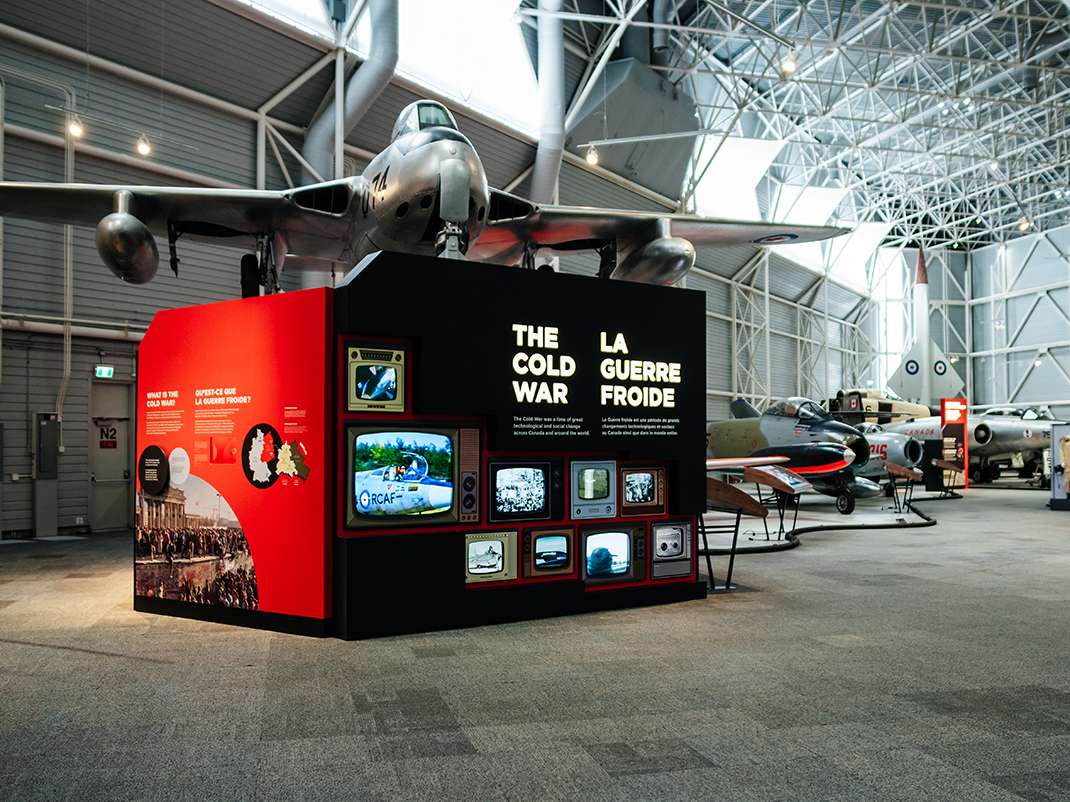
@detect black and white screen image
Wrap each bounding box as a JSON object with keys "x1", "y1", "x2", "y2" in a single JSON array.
[
  {"x1": 468, "y1": 540, "x2": 504, "y2": 574},
  {"x1": 625, "y1": 472, "x2": 654, "y2": 503},
  {"x1": 655, "y1": 526, "x2": 683, "y2": 558},
  {"x1": 494, "y1": 467, "x2": 546, "y2": 514},
  {"x1": 577, "y1": 468, "x2": 609, "y2": 500},
  {"x1": 534, "y1": 534, "x2": 568, "y2": 569},
  {"x1": 586, "y1": 532, "x2": 630, "y2": 576},
  {"x1": 354, "y1": 365, "x2": 397, "y2": 400}
]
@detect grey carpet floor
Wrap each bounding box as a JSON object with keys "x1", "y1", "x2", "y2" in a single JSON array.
[{"x1": 2, "y1": 487, "x2": 1068, "y2": 801}]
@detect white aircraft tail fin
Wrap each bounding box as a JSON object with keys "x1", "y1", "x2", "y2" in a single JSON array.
[{"x1": 888, "y1": 338, "x2": 964, "y2": 402}]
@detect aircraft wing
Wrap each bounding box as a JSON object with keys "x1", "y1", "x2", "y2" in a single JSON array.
[
  {"x1": 469, "y1": 190, "x2": 850, "y2": 264},
  {"x1": 0, "y1": 181, "x2": 355, "y2": 246},
  {"x1": 706, "y1": 456, "x2": 790, "y2": 472}
]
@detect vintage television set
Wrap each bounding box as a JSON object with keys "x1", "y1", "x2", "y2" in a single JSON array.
[
  {"x1": 619, "y1": 465, "x2": 667, "y2": 517},
  {"x1": 570, "y1": 459, "x2": 617, "y2": 520},
  {"x1": 464, "y1": 530, "x2": 518, "y2": 584},
  {"x1": 344, "y1": 423, "x2": 480, "y2": 530},
  {"x1": 346, "y1": 342, "x2": 406, "y2": 412},
  {"x1": 649, "y1": 520, "x2": 693, "y2": 579},
  {"x1": 521, "y1": 526, "x2": 574, "y2": 578},
  {"x1": 580, "y1": 522, "x2": 646, "y2": 586},
  {"x1": 487, "y1": 459, "x2": 565, "y2": 523}
]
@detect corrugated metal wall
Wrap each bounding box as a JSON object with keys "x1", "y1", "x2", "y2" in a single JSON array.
[
  {"x1": 969, "y1": 225, "x2": 1070, "y2": 412},
  {"x1": 1, "y1": 28, "x2": 261, "y2": 535},
  {"x1": 1, "y1": 332, "x2": 138, "y2": 534}
]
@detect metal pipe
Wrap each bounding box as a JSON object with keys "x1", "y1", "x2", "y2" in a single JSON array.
[
  {"x1": 1, "y1": 318, "x2": 145, "y2": 342},
  {"x1": 301, "y1": 0, "x2": 397, "y2": 184},
  {"x1": 530, "y1": 0, "x2": 565, "y2": 205},
  {"x1": 334, "y1": 47, "x2": 345, "y2": 180},
  {"x1": 651, "y1": 0, "x2": 686, "y2": 67}
]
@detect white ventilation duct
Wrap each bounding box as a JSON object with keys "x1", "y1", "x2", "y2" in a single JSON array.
[
  {"x1": 651, "y1": 0, "x2": 686, "y2": 67},
  {"x1": 529, "y1": 0, "x2": 565, "y2": 205},
  {"x1": 300, "y1": 0, "x2": 397, "y2": 289},
  {"x1": 301, "y1": 0, "x2": 399, "y2": 185}
]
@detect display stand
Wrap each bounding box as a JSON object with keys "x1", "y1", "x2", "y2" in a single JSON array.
[
  {"x1": 884, "y1": 462, "x2": 922, "y2": 513},
  {"x1": 700, "y1": 477, "x2": 768, "y2": 591},
  {"x1": 743, "y1": 464, "x2": 810, "y2": 540},
  {"x1": 932, "y1": 458, "x2": 964, "y2": 497},
  {"x1": 332, "y1": 252, "x2": 709, "y2": 639},
  {"x1": 1050, "y1": 424, "x2": 1070, "y2": 510},
  {"x1": 130, "y1": 251, "x2": 716, "y2": 639}
]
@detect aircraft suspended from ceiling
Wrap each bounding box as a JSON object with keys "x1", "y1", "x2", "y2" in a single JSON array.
[{"x1": 0, "y1": 101, "x2": 849, "y2": 293}]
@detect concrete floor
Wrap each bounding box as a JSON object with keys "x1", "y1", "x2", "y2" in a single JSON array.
[{"x1": 2, "y1": 487, "x2": 1069, "y2": 801}]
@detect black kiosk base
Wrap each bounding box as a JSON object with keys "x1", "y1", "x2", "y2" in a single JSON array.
[{"x1": 332, "y1": 253, "x2": 709, "y2": 640}]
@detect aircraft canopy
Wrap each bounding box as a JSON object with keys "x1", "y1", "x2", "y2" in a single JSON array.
[
  {"x1": 765, "y1": 397, "x2": 830, "y2": 421},
  {"x1": 391, "y1": 101, "x2": 460, "y2": 141}
]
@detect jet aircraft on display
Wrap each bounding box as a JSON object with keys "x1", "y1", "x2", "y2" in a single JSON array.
[
  {"x1": 706, "y1": 397, "x2": 877, "y2": 514},
  {"x1": 0, "y1": 100, "x2": 847, "y2": 291},
  {"x1": 884, "y1": 411, "x2": 1055, "y2": 484},
  {"x1": 827, "y1": 387, "x2": 933, "y2": 424},
  {"x1": 851, "y1": 422, "x2": 924, "y2": 482},
  {"x1": 352, "y1": 452, "x2": 451, "y2": 517}
]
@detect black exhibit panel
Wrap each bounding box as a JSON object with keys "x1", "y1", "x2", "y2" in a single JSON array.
[
  {"x1": 335, "y1": 251, "x2": 707, "y2": 508},
  {"x1": 334, "y1": 252, "x2": 707, "y2": 640}
]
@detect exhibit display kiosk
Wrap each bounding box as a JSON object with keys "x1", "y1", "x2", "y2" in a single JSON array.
[{"x1": 134, "y1": 252, "x2": 707, "y2": 639}]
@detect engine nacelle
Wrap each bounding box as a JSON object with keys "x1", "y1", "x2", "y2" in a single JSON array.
[
  {"x1": 901, "y1": 436, "x2": 923, "y2": 467},
  {"x1": 973, "y1": 421, "x2": 993, "y2": 446},
  {"x1": 611, "y1": 236, "x2": 695, "y2": 285},
  {"x1": 95, "y1": 212, "x2": 159, "y2": 284}
]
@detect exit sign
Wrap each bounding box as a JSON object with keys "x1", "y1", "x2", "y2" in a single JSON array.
[{"x1": 95, "y1": 365, "x2": 114, "y2": 379}]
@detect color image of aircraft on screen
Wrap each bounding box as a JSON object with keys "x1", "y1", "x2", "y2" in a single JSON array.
[
  {"x1": 706, "y1": 397, "x2": 878, "y2": 514},
  {"x1": 353, "y1": 448, "x2": 452, "y2": 517},
  {"x1": 0, "y1": 101, "x2": 848, "y2": 292}
]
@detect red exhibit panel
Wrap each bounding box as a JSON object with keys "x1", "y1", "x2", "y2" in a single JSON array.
[{"x1": 135, "y1": 289, "x2": 332, "y2": 630}]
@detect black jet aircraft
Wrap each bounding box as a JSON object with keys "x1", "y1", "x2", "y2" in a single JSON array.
[
  {"x1": 706, "y1": 397, "x2": 878, "y2": 513},
  {"x1": 0, "y1": 100, "x2": 847, "y2": 292}
]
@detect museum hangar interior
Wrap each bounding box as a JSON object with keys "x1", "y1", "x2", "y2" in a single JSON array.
[{"x1": 2, "y1": 2, "x2": 1070, "y2": 801}]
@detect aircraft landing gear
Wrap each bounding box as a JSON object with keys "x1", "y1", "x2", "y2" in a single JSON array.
[
  {"x1": 836, "y1": 489, "x2": 855, "y2": 515},
  {"x1": 435, "y1": 222, "x2": 468, "y2": 260}
]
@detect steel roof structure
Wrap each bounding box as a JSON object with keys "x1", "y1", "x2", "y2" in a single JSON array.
[{"x1": 521, "y1": 0, "x2": 1070, "y2": 249}]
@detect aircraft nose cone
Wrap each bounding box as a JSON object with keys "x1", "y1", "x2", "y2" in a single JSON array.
[
  {"x1": 429, "y1": 484, "x2": 453, "y2": 511},
  {"x1": 847, "y1": 435, "x2": 870, "y2": 466}
]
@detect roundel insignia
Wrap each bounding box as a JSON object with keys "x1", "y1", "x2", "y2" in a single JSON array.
[
  {"x1": 358, "y1": 489, "x2": 371, "y2": 509},
  {"x1": 753, "y1": 233, "x2": 799, "y2": 244},
  {"x1": 934, "y1": 361, "x2": 947, "y2": 375},
  {"x1": 1024, "y1": 428, "x2": 1032, "y2": 439},
  {"x1": 905, "y1": 359, "x2": 920, "y2": 375}
]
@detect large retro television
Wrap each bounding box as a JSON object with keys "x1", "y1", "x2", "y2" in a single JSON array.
[
  {"x1": 345, "y1": 423, "x2": 480, "y2": 529},
  {"x1": 570, "y1": 459, "x2": 617, "y2": 520},
  {"x1": 521, "y1": 526, "x2": 574, "y2": 578},
  {"x1": 347, "y1": 342, "x2": 406, "y2": 412},
  {"x1": 464, "y1": 530, "x2": 518, "y2": 584},
  {"x1": 649, "y1": 520, "x2": 693, "y2": 579},
  {"x1": 620, "y1": 465, "x2": 666, "y2": 517},
  {"x1": 488, "y1": 459, "x2": 565, "y2": 523},
  {"x1": 580, "y1": 522, "x2": 646, "y2": 586}
]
